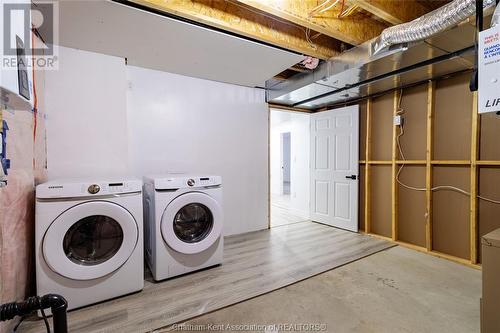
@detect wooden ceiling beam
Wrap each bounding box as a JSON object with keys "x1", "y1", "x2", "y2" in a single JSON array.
[
  {"x1": 232, "y1": 0, "x2": 388, "y2": 45},
  {"x1": 416, "y1": 0, "x2": 451, "y2": 11},
  {"x1": 351, "y1": 0, "x2": 430, "y2": 25},
  {"x1": 129, "y1": 0, "x2": 342, "y2": 60}
]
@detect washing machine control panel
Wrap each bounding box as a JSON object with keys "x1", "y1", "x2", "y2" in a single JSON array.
[
  {"x1": 36, "y1": 179, "x2": 142, "y2": 199},
  {"x1": 82, "y1": 181, "x2": 141, "y2": 195}
]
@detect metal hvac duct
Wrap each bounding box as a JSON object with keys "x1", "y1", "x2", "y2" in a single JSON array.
[
  {"x1": 491, "y1": 1, "x2": 500, "y2": 27},
  {"x1": 372, "y1": 0, "x2": 496, "y2": 55},
  {"x1": 267, "y1": 22, "x2": 477, "y2": 110},
  {"x1": 266, "y1": 1, "x2": 486, "y2": 111}
]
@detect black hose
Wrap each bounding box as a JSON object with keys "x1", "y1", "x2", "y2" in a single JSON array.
[{"x1": 0, "y1": 294, "x2": 68, "y2": 333}]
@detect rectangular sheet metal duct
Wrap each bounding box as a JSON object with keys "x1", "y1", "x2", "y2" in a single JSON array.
[{"x1": 266, "y1": 22, "x2": 477, "y2": 111}]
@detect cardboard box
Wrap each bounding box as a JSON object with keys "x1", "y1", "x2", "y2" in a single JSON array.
[{"x1": 481, "y1": 228, "x2": 500, "y2": 332}]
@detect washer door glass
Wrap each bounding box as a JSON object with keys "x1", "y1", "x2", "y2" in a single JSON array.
[
  {"x1": 173, "y1": 203, "x2": 213, "y2": 243},
  {"x1": 63, "y1": 215, "x2": 124, "y2": 266}
]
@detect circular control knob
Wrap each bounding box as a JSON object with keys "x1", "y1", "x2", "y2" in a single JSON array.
[
  {"x1": 187, "y1": 179, "x2": 195, "y2": 187},
  {"x1": 88, "y1": 184, "x2": 101, "y2": 194}
]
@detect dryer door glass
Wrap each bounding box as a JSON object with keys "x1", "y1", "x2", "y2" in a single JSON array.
[
  {"x1": 173, "y1": 203, "x2": 213, "y2": 243},
  {"x1": 63, "y1": 215, "x2": 124, "y2": 266}
]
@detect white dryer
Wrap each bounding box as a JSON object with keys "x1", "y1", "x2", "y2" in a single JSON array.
[
  {"x1": 143, "y1": 175, "x2": 223, "y2": 281},
  {"x1": 35, "y1": 179, "x2": 144, "y2": 311}
]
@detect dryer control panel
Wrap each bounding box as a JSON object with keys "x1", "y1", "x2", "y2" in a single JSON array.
[
  {"x1": 147, "y1": 175, "x2": 222, "y2": 190},
  {"x1": 36, "y1": 179, "x2": 142, "y2": 199}
]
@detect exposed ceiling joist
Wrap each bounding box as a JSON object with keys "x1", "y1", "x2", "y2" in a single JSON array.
[
  {"x1": 232, "y1": 0, "x2": 388, "y2": 45},
  {"x1": 128, "y1": 0, "x2": 342, "y2": 59},
  {"x1": 416, "y1": 0, "x2": 451, "y2": 11},
  {"x1": 351, "y1": 0, "x2": 430, "y2": 25}
]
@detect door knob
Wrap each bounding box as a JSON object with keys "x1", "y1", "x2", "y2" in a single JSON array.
[{"x1": 345, "y1": 175, "x2": 357, "y2": 180}]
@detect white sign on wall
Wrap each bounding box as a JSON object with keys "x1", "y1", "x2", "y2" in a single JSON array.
[{"x1": 479, "y1": 25, "x2": 500, "y2": 114}]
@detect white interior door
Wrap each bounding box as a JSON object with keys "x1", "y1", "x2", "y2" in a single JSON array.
[{"x1": 310, "y1": 105, "x2": 359, "y2": 232}]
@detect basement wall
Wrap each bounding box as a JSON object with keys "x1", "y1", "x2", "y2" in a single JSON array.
[
  {"x1": 359, "y1": 71, "x2": 500, "y2": 266},
  {"x1": 126, "y1": 66, "x2": 268, "y2": 236},
  {"x1": 44, "y1": 46, "x2": 269, "y2": 237}
]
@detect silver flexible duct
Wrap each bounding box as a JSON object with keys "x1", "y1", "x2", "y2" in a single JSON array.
[
  {"x1": 492, "y1": 2, "x2": 500, "y2": 27},
  {"x1": 372, "y1": 0, "x2": 496, "y2": 55}
]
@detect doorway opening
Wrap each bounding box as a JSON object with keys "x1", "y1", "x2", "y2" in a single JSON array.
[
  {"x1": 269, "y1": 106, "x2": 360, "y2": 231},
  {"x1": 270, "y1": 109, "x2": 311, "y2": 227}
]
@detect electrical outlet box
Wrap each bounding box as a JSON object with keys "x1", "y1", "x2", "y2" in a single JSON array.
[
  {"x1": 479, "y1": 25, "x2": 500, "y2": 114},
  {"x1": 394, "y1": 115, "x2": 403, "y2": 126}
]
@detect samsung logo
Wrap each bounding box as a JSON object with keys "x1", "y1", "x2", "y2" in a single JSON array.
[
  {"x1": 48, "y1": 185, "x2": 63, "y2": 189},
  {"x1": 485, "y1": 98, "x2": 500, "y2": 108}
]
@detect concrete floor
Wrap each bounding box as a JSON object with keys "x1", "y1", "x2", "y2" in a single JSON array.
[{"x1": 161, "y1": 246, "x2": 481, "y2": 333}]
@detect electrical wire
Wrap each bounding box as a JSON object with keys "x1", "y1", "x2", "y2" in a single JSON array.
[
  {"x1": 305, "y1": 28, "x2": 318, "y2": 51},
  {"x1": 395, "y1": 90, "x2": 426, "y2": 191},
  {"x1": 338, "y1": 0, "x2": 346, "y2": 18},
  {"x1": 395, "y1": 89, "x2": 500, "y2": 204},
  {"x1": 309, "y1": 0, "x2": 333, "y2": 17},
  {"x1": 12, "y1": 314, "x2": 26, "y2": 332},
  {"x1": 479, "y1": 196, "x2": 500, "y2": 204},
  {"x1": 39, "y1": 307, "x2": 50, "y2": 333},
  {"x1": 316, "y1": 0, "x2": 340, "y2": 15},
  {"x1": 338, "y1": 4, "x2": 358, "y2": 18},
  {"x1": 396, "y1": 124, "x2": 426, "y2": 191}
]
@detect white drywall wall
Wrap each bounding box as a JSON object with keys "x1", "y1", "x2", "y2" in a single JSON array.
[
  {"x1": 44, "y1": 46, "x2": 129, "y2": 179},
  {"x1": 126, "y1": 66, "x2": 269, "y2": 235},
  {"x1": 44, "y1": 46, "x2": 269, "y2": 236},
  {"x1": 270, "y1": 110, "x2": 310, "y2": 218}
]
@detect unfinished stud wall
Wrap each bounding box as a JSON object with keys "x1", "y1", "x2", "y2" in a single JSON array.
[
  {"x1": 359, "y1": 71, "x2": 500, "y2": 267},
  {"x1": 398, "y1": 165, "x2": 426, "y2": 247}
]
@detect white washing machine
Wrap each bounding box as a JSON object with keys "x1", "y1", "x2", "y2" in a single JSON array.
[
  {"x1": 35, "y1": 179, "x2": 144, "y2": 311},
  {"x1": 143, "y1": 175, "x2": 223, "y2": 281}
]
